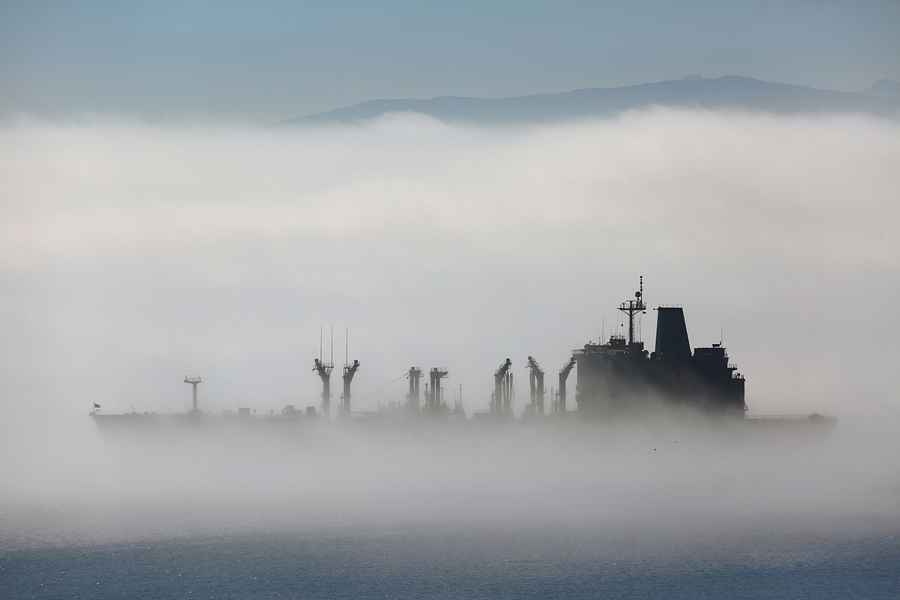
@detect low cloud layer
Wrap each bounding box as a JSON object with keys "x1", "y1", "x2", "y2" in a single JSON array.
[{"x1": 1, "y1": 110, "x2": 898, "y2": 534}]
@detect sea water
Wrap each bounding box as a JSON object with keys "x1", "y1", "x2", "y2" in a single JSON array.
[
  {"x1": 2, "y1": 513, "x2": 898, "y2": 599},
  {"x1": 4, "y1": 414, "x2": 900, "y2": 599}
]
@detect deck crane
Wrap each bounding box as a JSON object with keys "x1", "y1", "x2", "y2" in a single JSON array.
[
  {"x1": 313, "y1": 359, "x2": 333, "y2": 418},
  {"x1": 314, "y1": 326, "x2": 335, "y2": 418},
  {"x1": 427, "y1": 367, "x2": 449, "y2": 414},
  {"x1": 527, "y1": 356, "x2": 545, "y2": 416},
  {"x1": 406, "y1": 367, "x2": 423, "y2": 412},
  {"x1": 493, "y1": 358, "x2": 512, "y2": 416},
  {"x1": 557, "y1": 356, "x2": 576, "y2": 413},
  {"x1": 341, "y1": 360, "x2": 360, "y2": 416}
]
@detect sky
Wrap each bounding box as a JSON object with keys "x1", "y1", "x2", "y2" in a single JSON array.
[
  {"x1": 0, "y1": 1, "x2": 899, "y2": 123},
  {"x1": 1, "y1": 2, "x2": 899, "y2": 528}
]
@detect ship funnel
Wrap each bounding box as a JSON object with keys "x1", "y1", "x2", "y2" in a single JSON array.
[{"x1": 654, "y1": 307, "x2": 691, "y2": 361}]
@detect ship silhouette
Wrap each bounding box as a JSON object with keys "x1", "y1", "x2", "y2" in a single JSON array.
[{"x1": 91, "y1": 278, "x2": 835, "y2": 432}]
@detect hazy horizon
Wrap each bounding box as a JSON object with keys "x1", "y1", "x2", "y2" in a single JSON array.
[{"x1": 2, "y1": 2, "x2": 898, "y2": 123}]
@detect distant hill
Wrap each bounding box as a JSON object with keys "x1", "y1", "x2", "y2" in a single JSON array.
[
  {"x1": 862, "y1": 78, "x2": 900, "y2": 99},
  {"x1": 282, "y1": 76, "x2": 900, "y2": 126}
]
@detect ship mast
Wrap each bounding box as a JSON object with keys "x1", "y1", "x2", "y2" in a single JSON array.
[
  {"x1": 184, "y1": 376, "x2": 202, "y2": 412},
  {"x1": 618, "y1": 276, "x2": 646, "y2": 347}
]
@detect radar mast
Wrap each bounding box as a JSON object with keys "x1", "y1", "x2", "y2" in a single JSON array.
[{"x1": 618, "y1": 276, "x2": 646, "y2": 347}]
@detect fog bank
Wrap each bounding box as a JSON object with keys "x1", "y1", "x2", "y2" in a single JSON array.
[{"x1": 1, "y1": 110, "x2": 898, "y2": 539}]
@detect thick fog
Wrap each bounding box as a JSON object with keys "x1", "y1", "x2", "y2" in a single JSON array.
[{"x1": 1, "y1": 110, "x2": 898, "y2": 541}]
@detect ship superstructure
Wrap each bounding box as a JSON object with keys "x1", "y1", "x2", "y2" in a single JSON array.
[{"x1": 574, "y1": 278, "x2": 745, "y2": 415}]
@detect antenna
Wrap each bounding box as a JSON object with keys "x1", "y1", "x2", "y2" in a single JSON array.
[
  {"x1": 618, "y1": 275, "x2": 646, "y2": 346},
  {"x1": 319, "y1": 326, "x2": 323, "y2": 362},
  {"x1": 345, "y1": 326, "x2": 349, "y2": 367},
  {"x1": 330, "y1": 325, "x2": 334, "y2": 364}
]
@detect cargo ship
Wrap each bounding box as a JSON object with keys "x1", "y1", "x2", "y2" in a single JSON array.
[{"x1": 90, "y1": 279, "x2": 835, "y2": 432}]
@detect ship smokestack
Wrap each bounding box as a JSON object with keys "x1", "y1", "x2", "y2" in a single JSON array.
[{"x1": 655, "y1": 307, "x2": 692, "y2": 361}]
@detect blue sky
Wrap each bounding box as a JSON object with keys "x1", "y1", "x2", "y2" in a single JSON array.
[{"x1": 1, "y1": 1, "x2": 898, "y2": 122}]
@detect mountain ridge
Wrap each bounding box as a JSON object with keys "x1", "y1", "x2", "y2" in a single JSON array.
[
  {"x1": 862, "y1": 78, "x2": 900, "y2": 98},
  {"x1": 282, "y1": 76, "x2": 900, "y2": 126}
]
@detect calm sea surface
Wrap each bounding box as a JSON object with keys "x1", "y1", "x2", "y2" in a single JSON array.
[{"x1": 2, "y1": 514, "x2": 898, "y2": 599}]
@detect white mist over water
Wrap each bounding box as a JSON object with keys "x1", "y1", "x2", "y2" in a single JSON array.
[
  {"x1": 1, "y1": 413, "x2": 898, "y2": 548},
  {"x1": 1, "y1": 110, "x2": 899, "y2": 541}
]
